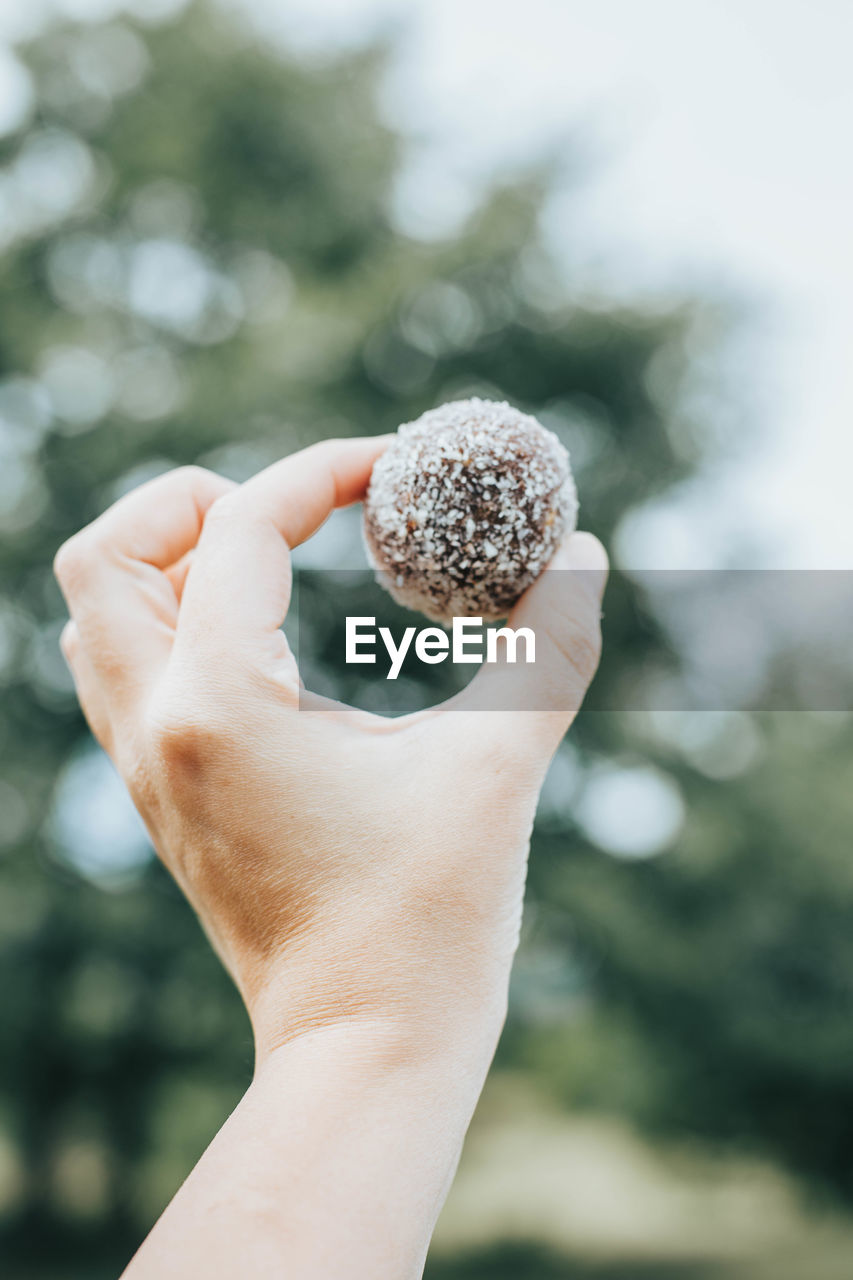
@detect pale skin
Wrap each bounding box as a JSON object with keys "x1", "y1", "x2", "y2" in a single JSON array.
[{"x1": 54, "y1": 435, "x2": 608, "y2": 1279}]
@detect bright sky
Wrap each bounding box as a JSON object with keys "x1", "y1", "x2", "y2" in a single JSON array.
[
  {"x1": 2, "y1": 0, "x2": 852, "y2": 568},
  {"x1": 261, "y1": 0, "x2": 853, "y2": 570}
]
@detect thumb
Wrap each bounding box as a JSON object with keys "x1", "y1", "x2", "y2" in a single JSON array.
[{"x1": 452, "y1": 531, "x2": 608, "y2": 759}]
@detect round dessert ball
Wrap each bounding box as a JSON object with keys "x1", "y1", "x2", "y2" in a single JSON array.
[{"x1": 363, "y1": 397, "x2": 577, "y2": 624}]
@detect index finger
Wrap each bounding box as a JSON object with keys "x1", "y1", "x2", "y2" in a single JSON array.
[{"x1": 175, "y1": 435, "x2": 391, "y2": 656}]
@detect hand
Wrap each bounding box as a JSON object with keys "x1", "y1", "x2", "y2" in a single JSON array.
[{"x1": 55, "y1": 436, "x2": 607, "y2": 1278}]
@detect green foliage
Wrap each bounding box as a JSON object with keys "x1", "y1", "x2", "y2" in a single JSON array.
[{"x1": 1, "y1": 2, "x2": 851, "y2": 1275}]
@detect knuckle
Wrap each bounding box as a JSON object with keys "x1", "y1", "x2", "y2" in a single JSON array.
[
  {"x1": 53, "y1": 533, "x2": 92, "y2": 592},
  {"x1": 552, "y1": 613, "x2": 602, "y2": 687},
  {"x1": 305, "y1": 437, "x2": 339, "y2": 459},
  {"x1": 59, "y1": 621, "x2": 78, "y2": 661},
  {"x1": 202, "y1": 489, "x2": 242, "y2": 530},
  {"x1": 569, "y1": 625, "x2": 602, "y2": 683},
  {"x1": 176, "y1": 463, "x2": 210, "y2": 484},
  {"x1": 173, "y1": 463, "x2": 218, "y2": 495},
  {"x1": 315, "y1": 436, "x2": 344, "y2": 456}
]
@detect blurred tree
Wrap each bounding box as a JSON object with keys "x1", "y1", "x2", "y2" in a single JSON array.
[{"x1": 0, "y1": 2, "x2": 851, "y2": 1277}]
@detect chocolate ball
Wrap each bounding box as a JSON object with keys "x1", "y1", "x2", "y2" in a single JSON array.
[{"x1": 363, "y1": 397, "x2": 577, "y2": 624}]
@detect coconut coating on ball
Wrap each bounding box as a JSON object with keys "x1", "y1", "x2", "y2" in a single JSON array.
[{"x1": 363, "y1": 398, "x2": 577, "y2": 624}]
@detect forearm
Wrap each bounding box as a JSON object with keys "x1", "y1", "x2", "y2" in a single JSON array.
[{"x1": 122, "y1": 1014, "x2": 504, "y2": 1280}]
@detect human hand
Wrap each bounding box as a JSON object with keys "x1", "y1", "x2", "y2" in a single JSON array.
[
  {"x1": 55, "y1": 437, "x2": 606, "y2": 1065},
  {"x1": 55, "y1": 436, "x2": 607, "y2": 1279}
]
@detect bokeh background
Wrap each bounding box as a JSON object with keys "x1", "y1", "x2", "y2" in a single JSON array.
[{"x1": 2, "y1": 0, "x2": 853, "y2": 1276}]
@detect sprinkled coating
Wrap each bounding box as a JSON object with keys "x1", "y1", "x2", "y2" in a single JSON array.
[{"x1": 363, "y1": 397, "x2": 578, "y2": 623}]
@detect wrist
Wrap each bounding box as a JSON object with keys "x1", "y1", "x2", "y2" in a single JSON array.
[
  {"x1": 252, "y1": 990, "x2": 508, "y2": 1079},
  {"x1": 248, "y1": 955, "x2": 510, "y2": 1081}
]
